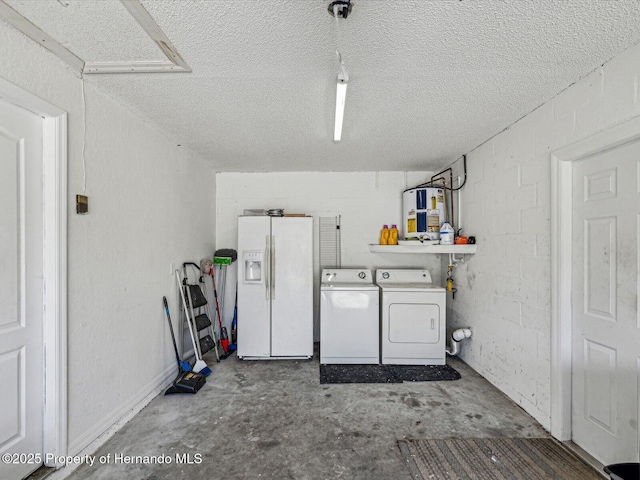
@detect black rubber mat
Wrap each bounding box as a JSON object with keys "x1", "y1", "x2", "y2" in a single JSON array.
[
  {"x1": 387, "y1": 364, "x2": 461, "y2": 382},
  {"x1": 319, "y1": 364, "x2": 460, "y2": 384},
  {"x1": 319, "y1": 364, "x2": 401, "y2": 384}
]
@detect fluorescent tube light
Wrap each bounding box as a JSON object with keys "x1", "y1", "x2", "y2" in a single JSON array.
[{"x1": 334, "y1": 73, "x2": 348, "y2": 142}]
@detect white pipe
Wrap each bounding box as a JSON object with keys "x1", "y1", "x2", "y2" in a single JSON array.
[
  {"x1": 449, "y1": 252, "x2": 465, "y2": 266},
  {"x1": 452, "y1": 327, "x2": 471, "y2": 341},
  {"x1": 446, "y1": 327, "x2": 472, "y2": 356},
  {"x1": 457, "y1": 175, "x2": 462, "y2": 230}
]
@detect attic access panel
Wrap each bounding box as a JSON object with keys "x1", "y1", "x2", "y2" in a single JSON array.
[{"x1": 0, "y1": 0, "x2": 190, "y2": 73}]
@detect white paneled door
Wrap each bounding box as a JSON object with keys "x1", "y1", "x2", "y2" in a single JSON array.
[
  {"x1": 571, "y1": 139, "x2": 640, "y2": 464},
  {"x1": 0, "y1": 99, "x2": 45, "y2": 479}
]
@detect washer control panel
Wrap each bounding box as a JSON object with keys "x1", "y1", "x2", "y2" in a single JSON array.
[{"x1": 321, "y1": 269, "x2": 373, "y2": 284}]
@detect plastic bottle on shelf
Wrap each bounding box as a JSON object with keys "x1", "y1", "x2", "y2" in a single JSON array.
[
  {"x1": 389, "y1": 224, "x2": 399, "y2": 245},
  {"x1": 440, "y1": 221, "x2": 454, "y2": 245},
  {"x1": 380, "y1": 225, "x2": 390, "y2": 245}
]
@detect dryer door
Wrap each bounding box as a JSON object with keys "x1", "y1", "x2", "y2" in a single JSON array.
[
  {"x1": 388, "y1": 303, "x2": 440, "y2": 344},
  {"x1": 381, "y1": 289, "x2": 446, "y2": 365}
]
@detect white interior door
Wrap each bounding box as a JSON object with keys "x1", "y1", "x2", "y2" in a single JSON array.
[
  {"x1": 0, "y1": 99, "x2": 45, "y2": 478},
  {"x1": 571, "y1": 139, "x2": 640, "y2": 465}
]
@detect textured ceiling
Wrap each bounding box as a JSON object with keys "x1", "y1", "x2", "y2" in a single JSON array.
[
  {"x1": 9, "y1": 0, "x2": 640, "y2": 172},
  {"x1": 6, "y1": 0, "x2": 164, "y2": 62}
]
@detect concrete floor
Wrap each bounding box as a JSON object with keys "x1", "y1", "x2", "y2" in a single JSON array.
[{"x1": 66, "y1": 351, "x2": 548, "y2": 480}]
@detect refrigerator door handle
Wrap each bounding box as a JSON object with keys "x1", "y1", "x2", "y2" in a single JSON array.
[
  {"x1": 271, "y1": 235, "x2": 276, "y2": 299},
  {"x1": 265, "y1": 234, "x2": 270, "y2": 300}
]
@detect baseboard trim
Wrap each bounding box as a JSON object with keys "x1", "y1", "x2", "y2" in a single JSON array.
[{"x1": 48, "y1": 364, "x2": 175, "y2": 479}]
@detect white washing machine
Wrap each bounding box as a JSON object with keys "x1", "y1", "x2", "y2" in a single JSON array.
[
  {"x1": 376, "y1": 269, "x2": 446, "y2": 365},
  {"x1": 320, "y1": 269, "x2": 380, "y2": 364}
]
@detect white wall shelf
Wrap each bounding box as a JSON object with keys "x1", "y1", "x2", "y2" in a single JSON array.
[{"x1": 368, "y1": 244, "x2": 477, "y2": 254}]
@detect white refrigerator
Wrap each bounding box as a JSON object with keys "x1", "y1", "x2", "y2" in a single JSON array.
[{"x1": 237, "y1": 215, "x2": 313, "y2": 359}]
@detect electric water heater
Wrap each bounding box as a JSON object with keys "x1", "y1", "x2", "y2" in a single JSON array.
[{"x1": 402, "y1": 186, "x2": 445, "y2": 241}]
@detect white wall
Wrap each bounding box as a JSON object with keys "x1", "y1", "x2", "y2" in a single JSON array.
[
  {"x1": 216, "y1": 172, "x2": 444, "y2": 337},
  {"x1": 0, "y1": 23, "x2": 216, "y2": 456},
  {"x1": 447, "y1": 42, "x2": 640, "y2": 430},
  {"x1": 7, "y1": 3, "x2": 639, "y2": 450}
]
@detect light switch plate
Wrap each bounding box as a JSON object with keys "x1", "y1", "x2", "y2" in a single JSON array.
[{"x1": 76, "y1": 195, "x2": 88, "y2": 214}]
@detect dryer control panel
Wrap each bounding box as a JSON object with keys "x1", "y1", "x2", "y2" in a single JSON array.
[{"x1": 376, "y1": 269, "x2": 432, "y2": 284}]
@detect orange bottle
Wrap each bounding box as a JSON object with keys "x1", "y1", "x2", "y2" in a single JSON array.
[
  {"x1": 380, "y1": 225, "x2": 390, "y2": 245},
  {"x1": 389, "y1": 224, "x2": 399, "y2": 245}
]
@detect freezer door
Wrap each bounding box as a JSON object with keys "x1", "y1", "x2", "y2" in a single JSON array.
[
  {"x1": 270, "y1": 217, "x2": 313, "y2": 357},
  {"x1": 237, "y1": 216, "x2": 271, "y2": 358}
]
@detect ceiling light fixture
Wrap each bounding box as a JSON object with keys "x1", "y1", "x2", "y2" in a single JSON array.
[
  {"x1": 329, "y1": 1, "x2": 352, "y2": 142},
  {"x1": 328, "y1": 0, "x2": 352, "y2": 19},
  {"x1": 334, "y1": 55, "x2": 348, "y2": 142}
]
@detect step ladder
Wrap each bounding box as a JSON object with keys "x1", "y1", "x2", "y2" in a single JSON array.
[{"x1": 181, "y1": 262, "x2": 219, "y2": 363}]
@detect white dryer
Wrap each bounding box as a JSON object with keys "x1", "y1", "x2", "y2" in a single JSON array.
[
  {"x1": 320, "y1": 269, "x2": 379, "y2": 364},
  {"x1": 376, "y1": 269, "x2": 446, "y2": 365}
]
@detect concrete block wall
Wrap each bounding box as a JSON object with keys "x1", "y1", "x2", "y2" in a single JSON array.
[
  {"x1": 447, "y1": 41, "x2": 640, "y2": 430},
  {"x1": 0, "y1": 22, "x2": 216, "y2": 458}
]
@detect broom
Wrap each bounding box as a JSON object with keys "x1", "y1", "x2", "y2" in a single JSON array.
[
  {"x1": 163, "y1": 297, "x2": 191, "y2": 372},
  {"x1": 162, "y1": 296, "x2": 205, "y2": 394},
  {"x1": 211, "y1": 271, "x2": 229, "y2": 354},
  {"x1": 228, "y1": 288, "x2": 237, "y2": 352}
]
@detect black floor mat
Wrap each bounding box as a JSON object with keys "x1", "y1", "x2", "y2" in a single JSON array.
[
  {"x1": 387, "y1": 364, "x2": 461, "y2": 382},
  {"x1": 319, "y1": 364, "x2": 402, "y2": 384},
  {"x1": 319, "y1": 364, "x2": 460, "y2": 384}
]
